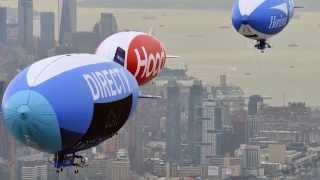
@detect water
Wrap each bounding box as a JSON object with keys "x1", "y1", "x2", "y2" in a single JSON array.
[{"x1": 74, "y1": 8, "x2": 320, "y2": 106}]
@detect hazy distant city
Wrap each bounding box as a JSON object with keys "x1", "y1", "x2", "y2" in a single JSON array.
[{"x1": 1, "y1": 0, "x2": 320, "y2": 180}]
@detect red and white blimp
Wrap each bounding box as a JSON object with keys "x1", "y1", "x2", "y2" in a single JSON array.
[{"x1": 96, "y1": 31, "x2": 169, "y2": 86}]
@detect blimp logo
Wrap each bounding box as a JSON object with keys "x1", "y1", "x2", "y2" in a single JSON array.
[
  {"x1": 271, "y1": 3, "x2": 289, "y2": 15},
  {"x1": 127, "y1": 35, "x2": 166, "y2": 85},
  {"x1": 239, "y1": 0, "x2": 267, "y2": 16},
  {"x1": 83, "y1": 68, "x2": 131, "y2": 101},
  {"x1": 268, "y1": 3, "x2": 289, "y2": 30}
]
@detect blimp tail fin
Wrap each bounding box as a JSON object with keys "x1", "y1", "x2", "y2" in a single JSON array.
[
  {"x1": 148, "y1": 27, "x2": 155, "y2": 36},
  {"x1": 294, "y1": 6, "x2": 304, "y2": 9},
  {"x1": 139, "y1": 94, "x2": 162, "y2": 99},
  {"x1": 167, "y1": 55, "x2": 180, "y2": 59}
]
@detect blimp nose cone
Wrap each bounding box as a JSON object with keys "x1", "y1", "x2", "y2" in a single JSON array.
[
  {"x1": 17, "y1": 105, "x2": 31, "y2": 120},
  {"x1": 2, "y1": 90, "x2": 62, "y2": 153}
]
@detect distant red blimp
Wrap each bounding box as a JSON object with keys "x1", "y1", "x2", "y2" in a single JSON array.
[{"x1": 96, "y1": 31, "x2": 169, "y2": 86}]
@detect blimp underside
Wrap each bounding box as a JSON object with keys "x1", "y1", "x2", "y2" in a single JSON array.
[{"x1": 70, "y1": 95, "x2": 133, "y2": 152}]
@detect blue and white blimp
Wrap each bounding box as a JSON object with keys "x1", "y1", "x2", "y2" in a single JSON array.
[
  {"x1": 232, "y1": 0, "x2": 296, "y2": 52},
  {"x1": 1, "y1": 54, "x2": 140, "y2": 172}
]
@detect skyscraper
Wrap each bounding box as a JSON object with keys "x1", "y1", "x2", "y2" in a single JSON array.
[
  {"x1": 239, "y1": 144, "x2": 262, "y2": 177},
  {"x1": 166, "y1": 80, "x2": 181, "y2": 163},
  {"x1": 214, "y1": 107, "x2": 223, "y2": 132},
  {"x1": 201, "y1": 99, "x2": 216, "y2": 164},
  {"x1": 201, "y1": 99, "x2": 226, "y2": 164},
  {"x1": 17, "y1": 154, "x2": 50, "y2": 180},
  {"x1": 59, "y1": 0, "x2": 77, "y2": 46},
  {"x1": 18, "y1": 0, "x2": 33, "y2": 52},
  {"x1": 214, "y1": 106, "x2": 225, "y2": 156},
  {"x1": 246, "y1": 95, "x2": 264, "y2": 142},
  {"x1": 0, "y1": 82, "x2": 10, "y2": 161},
  {"x1": 0, "y1": 7, "x2": 7, "y2": 44},
  {"x1": 248, "y1": 95, "x2": 264, "y2": 116},
  {"x1": 128, "y1": 115, "x2": 144, "y2": 174},
  {"x1": 112, "y1": 149, "x2": 130, "y2": 180},
  {"x1": 71, "y1": 32, "x2": 99, "y2": 53},
  {"x1": 99, "y1": 13, "x2": 118, "y2": 40},
  {"x1": 39, "y1": 12, "x2": 55, "y2": 59},
  {"x1": 188, "y1": 80, "x2": 203, "y2": 165}
]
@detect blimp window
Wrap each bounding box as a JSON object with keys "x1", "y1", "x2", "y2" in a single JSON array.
[
  {"x1": 73, "y1": 95, "x2": 132, "y2": 150},
  {"x1": 113, "y1": 47, "x2": 126, "y2": 66}
]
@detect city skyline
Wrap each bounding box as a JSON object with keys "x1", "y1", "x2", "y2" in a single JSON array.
[{"x1": 0, "y1": 1, "x2": 320, "y2": 180}]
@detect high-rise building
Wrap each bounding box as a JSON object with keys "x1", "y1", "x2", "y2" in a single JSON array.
[
  {"x1": 239, "y1": 144, "x2": 262, "y2": 177},
  {"x1": 0, "y1": 112, "x2": 10, "y2": 160},
  {"x1": 39, "y1": 12, "x2": 55, "y2": 59},
  {"x1": 18, "y1": 0, "x2": 33, "y2": 52},
  {"x1": 201, "y1": 99, "x2": 226, "y2": 164},
  {"x1": 188, "y1": 80, "x2": 203, "y2": 165},
  {"x1": 128, "y1": 115, "x2": 144, "y2": 174},
  {"x1": 212, "y1": 75, "x2": 245, "y2": 113},
  {"x1": 220, "y1": 74, "x2": 227, "y2": 87},
  {"x1": 215, "y1": 132, "x2": 224, "y2": 156},
  {"x1": 17, "y1": 154, "x2": 50, "y2": 180},
  {"x1": 0, "y1": 162, "x2": 9, "y2": 180},
  {"x1": 246, "y1": 116, "x2": 258, "y2": 143},
  {"x1": 112, "y1": 149, "x2": 130, "y2": 180},
  {"x1": 214, "y1": 107, "x2": 223, "y2": 132},
  {"x1": 59, "y1": 0, "x2": 77, "y2": 46},
  {"x1": 21, "y1": 165, "x2": 47, "y2": 180},
  {"x1": 231, "y1": 110, "x2": 247, "y2": 148},
  {"x1": 248, "y1": 95, "x2": 264, "y2": 116},
  {"x1": 0, "y1": 81, "x2": 14, "y2": 167},
  {"x1": 99, "y1": 13, "x2": 118, "y2": 40},
  {"x1": 246, "y1": 95, "x2": 264, "y2": 142},
  {"x1": 166, "y1": 80, "x2": 181, "y2": 163},
  {"x1": 201, "y1": 99, "x2": 216, "y2": 164},
  {"x1": 214, "y1": 106, "x2": 225, "y2": 156},
  {"x1": 85, "y1": 156, "x2": 112, "y2": 180},
  {"x1": 71, "y1": 31, "x2": 99, "y2": 53},
  {"x1": 0, "y1": 7, "x2": 7, "y2": 44}
]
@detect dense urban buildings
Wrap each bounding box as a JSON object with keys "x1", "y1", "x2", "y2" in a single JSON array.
[{"x1": 0, "y1": 1, "x2": 320, "y2": 180}]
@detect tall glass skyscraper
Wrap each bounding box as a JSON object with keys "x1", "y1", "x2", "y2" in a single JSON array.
[
  {"x1": 59, "y1": 0, "x2": 77, "y2": 46},
  {"x1": 188, "y1": 80, "x2": 203, "y2": 165},
  {"x1": 0, "y1": 7, "x2": 7, "y2": 44},
  {"x1": 39, "y1": 12, "x2": 55, "y2": 58},
  {"x1": 18, "y1": 0, "x2": 33, "y2": 52},
  {"x1": 166, "y1": 80, "x2": 181, "y2": 163}
]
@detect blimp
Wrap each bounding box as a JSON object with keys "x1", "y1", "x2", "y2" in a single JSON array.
[
  {"x1": 96, "y1": 31, "x2": 178, "y2": 86},
  {"x1": 1, "y1": 54, "x2": 140, "y2": 172},
  {"x1": 232, "y1": 0, "x2": 298, "y2": 52}
]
